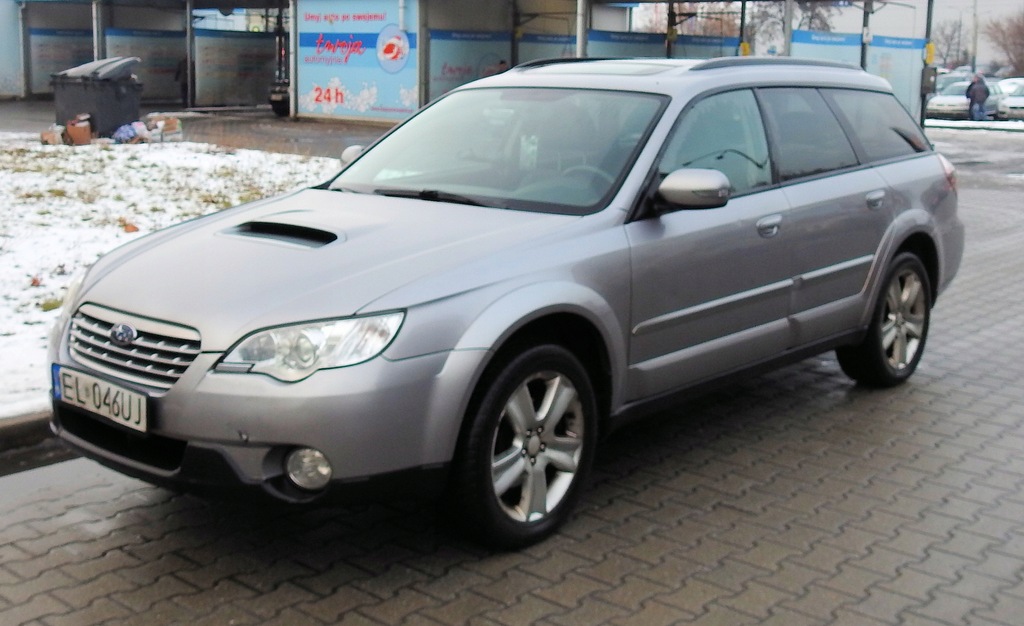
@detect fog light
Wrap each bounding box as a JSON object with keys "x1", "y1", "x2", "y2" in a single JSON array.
[{"x1": 285, "y1": 448, "x2": 332, "y2": 491}]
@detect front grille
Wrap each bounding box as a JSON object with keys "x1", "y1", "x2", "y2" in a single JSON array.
[{"x1": 69, "y1": 303, "x2": 201, "y2": 390}]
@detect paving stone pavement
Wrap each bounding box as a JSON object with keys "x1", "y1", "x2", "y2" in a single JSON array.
[{"x1": 1, "y1": 185, "x2": 1023, "y2": 623}]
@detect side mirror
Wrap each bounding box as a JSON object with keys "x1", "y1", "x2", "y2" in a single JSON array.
[
  {"x1": 340, "y1": 145, "x2": 364, "y2": 165},
  {"x1": 657, "y1": 168, "x2": 731, "y2": 211}
]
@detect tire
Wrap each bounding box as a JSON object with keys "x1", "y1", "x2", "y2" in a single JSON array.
[
  {"x1": 837, "y1": 252, "x2": 932, "y2": 388},
  {"x1": 451, "y1": 344, "x2": 598, "y2": 549}
]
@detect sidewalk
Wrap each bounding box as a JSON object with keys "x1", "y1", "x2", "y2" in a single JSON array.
[
  {"x1": 0, "y1": 411, "x2": 51, "y2": 450},
  {"x1": 925, "y1": 117, "x2": 1024, "y2": 132},
  {"x1": 2, "y1": 182, "x2": 1024, "y2": 624},
  {"x1": 0, "y1": 98, "x2": 392, "y2": 158}
]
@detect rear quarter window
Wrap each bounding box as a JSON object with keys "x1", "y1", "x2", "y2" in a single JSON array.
[{"x1": 823, "y1": 89, "x2": 931, "y2": 162}]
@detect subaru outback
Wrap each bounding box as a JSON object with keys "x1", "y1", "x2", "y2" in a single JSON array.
[{"x1": 50, "y1": 57, "x2": 964, "y2": 548}]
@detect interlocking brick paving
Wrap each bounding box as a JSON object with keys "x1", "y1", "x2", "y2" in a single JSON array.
[{"x1": 1, "y1": 187, "x2": 1021, "y2": 625}]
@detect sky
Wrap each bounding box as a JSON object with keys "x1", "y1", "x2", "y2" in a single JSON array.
[
  {"x1": 935, "y1": 0, "x2": 1024, "y2": 64},
  {"x1": 833, "y1": 0, "x2": 1021, "y2": 66}
]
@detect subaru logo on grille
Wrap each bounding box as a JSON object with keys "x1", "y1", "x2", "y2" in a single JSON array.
[{"x1": 110, "y1": 323, "x2": 138, "y2": 347}]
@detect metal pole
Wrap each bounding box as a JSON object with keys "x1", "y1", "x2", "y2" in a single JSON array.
[
  {"x1": 18, "y1": 1, "x2": 29, "y2": 98},
  {"x1": 289, "y1": 0, "x2": 297, "y2": 117},
  {"x1": 783, "y1": 0, "x2": 793, "y2": 56},
  {"x1": 418, "y1": 0, "x2": 427, "y2": 106},
  {"x1": 860, "y1": 0, "x2": 873, "y2": 69},
  {"x1": 739, "y1": 0, "x2": 747, "y2": 55},
  {"x1": 921, "y1": 0, "x2": 936, "y2": 126},
  {"x1": 512, "y1": 2, "x2": 520, "y2": 66},
  {"x1": 666, "y1": 2, "x2": 675, "y2": 58},
  {"x1": 924, "y1": 0, "x2": 935, "y2": 51},
  {"x1": 970, "y1": 0, "x2": 978, "y2": 72},
  {"x1": 91, "y1": 0, "x2": 104, "y2": 60},
  {"x1": 185, "y1": 0, "x2": 194, "y2": 108},
  {"x1": 575, "y1": 0, "x2": 587, "y2": 58}
]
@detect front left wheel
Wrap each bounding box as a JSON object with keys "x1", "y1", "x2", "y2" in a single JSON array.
[{"x1": 451, "y1": 344, "x2": 598, "y2": 549}]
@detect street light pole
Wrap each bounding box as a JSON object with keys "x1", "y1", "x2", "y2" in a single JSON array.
[
  {"x1": 860, "y1": 0, "x2": 873, "y2": 70},
  {"x1": 922, "y1": 0, "x2": 937, "y2": 126},
  {"x1": 971, "y1": 0, "x2": 978, "y2": 72}
]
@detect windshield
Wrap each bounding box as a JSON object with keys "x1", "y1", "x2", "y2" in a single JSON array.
[
  {"x1": 935, "y1": 73, "x2": 969, "y2": 91},
  {"x1": 940, "y1": 81, "x2": 971, "y2": 95},
  {"x1": 329, "y1": 88, "x2": 666, "y2": 215}
]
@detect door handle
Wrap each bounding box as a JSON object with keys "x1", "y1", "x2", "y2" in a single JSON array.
[
  {"x1": 756, "y1": 215, "x2": 782, "y2": 238},
  {"x1": 866, "y1": 189, "x2": 886, "y2": 210}
]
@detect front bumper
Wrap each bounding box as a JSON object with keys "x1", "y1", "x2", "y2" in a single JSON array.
[{"x1": 50, "y1": 348, "x2": 485, "y2": 503}]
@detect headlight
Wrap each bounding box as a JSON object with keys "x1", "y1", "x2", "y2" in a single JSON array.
[
  {"x1": 221, "y1": 312, "x2": 404, "y2": 382},
  {"x1": 52, "y1": 270, "x2": 87, "y2": 335}
]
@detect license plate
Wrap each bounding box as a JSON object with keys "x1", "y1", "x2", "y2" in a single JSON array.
[{"x1": 52, "y1": 365, "x2": 148, "y2": 432}]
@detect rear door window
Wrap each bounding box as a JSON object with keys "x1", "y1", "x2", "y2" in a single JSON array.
[
  {"x1": 822, "y1": 89, "x2": 931, "y2": 162},
  {"x1": 758, "y1": 88, "x2": 859, "y2": 181}
]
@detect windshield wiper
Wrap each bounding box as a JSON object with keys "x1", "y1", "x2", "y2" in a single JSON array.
[{"x1": 373, "y1": 188, "x2": 489, "y2": 207}]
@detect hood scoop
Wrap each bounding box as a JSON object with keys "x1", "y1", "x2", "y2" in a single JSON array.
[{"x1": 227, "y1": 221, "x2": 340, "y2": 249}]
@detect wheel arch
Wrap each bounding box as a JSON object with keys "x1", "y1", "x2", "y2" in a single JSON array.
[
  {"x1": 894, "y1": 231, "x2": 940, "y2": 303},
  {"x1": 450, "y1": 285, "x2": 625, "y2": 458},
  {"x1": 483, "y1": 312, "x2": 613, "y2": 424}
]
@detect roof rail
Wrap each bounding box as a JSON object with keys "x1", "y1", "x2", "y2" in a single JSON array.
[
  {"x1": 514, "y1": 57, "x2": 619, "y2": 70},
  {"x1": 691, "y1": 57, "x2": 862, "y2": 72}
]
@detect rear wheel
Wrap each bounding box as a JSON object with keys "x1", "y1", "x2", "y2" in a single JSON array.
[
  {"x1": 837, "y1": 253, "x2": 931, "y2": 387},
  {"x1": 451, "y1": 344, "x2": 597, "y2": 548}
]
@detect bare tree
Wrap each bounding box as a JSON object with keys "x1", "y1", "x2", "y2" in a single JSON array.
[
  {"x1": 984, "y1": 8, "x2": 1024, "y2": 75},
  {"x1": 744, "y1": 1, "x2": 839, "y2": 54},
  {"x1": 634, "y1": 3, "x2": 740, "y2": 36},
  {"x1": 633, "y1": 2, "x2": 841, "y2": 53},
  {"x1": 931, "y1": 18, "x2": 968, "y2": 68}
]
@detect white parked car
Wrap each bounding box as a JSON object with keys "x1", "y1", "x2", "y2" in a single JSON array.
[
  {"x1": 999, "y1": 77, "x2": 1024, "y2": 93},
  {"x1": 999, "y1": 84, "x2": 1024, "y2": 120},
  {"x1": 925, "y1": 80, "x2": 1006, "y2": 120}
]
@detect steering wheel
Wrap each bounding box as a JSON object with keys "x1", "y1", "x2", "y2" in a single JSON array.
[{"x1": 562, "y1": 165, "x2": 615, "y2": 185}]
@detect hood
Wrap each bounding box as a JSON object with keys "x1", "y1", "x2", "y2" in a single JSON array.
[{"x1": 80, "y1": 189, "x2": 576, "y2": 350}]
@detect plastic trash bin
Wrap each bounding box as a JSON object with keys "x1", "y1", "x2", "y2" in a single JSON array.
[{"x1": 52, "y1": 57, "x2": 143, "y2": 138}]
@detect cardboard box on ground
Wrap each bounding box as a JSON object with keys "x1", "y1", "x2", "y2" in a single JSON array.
[
  {"x1": 40, "y1": 113, "x2": 183, "y2": 146},
  {"x1": 40, "y1": 127, "x2": 65, "y2": 145},
  {"x1": 145, "y1": 114, "x2": 183, "y2": 142},
  {"x1": 63, "y1": 114, "x2": 92, "y2": 145}
]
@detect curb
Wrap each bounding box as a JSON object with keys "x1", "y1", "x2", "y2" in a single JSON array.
[
  {"x1": 925, "y1": 120, "x2": 1024, "y2": 133},
  {"x1": 0, "y1": 412, "x2": 52, "y2": 453}
]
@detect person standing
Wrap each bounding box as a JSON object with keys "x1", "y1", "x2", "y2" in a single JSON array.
[{"x1": 966, "y1": 73, "x2": 991, "y2": 121}]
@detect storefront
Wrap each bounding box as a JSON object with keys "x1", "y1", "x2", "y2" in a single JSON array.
[{"x1": 0, "y1": 1, "x2": 934, "y2": 121}]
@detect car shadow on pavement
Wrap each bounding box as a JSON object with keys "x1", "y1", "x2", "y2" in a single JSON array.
[{"x1": 118, "y1": 353, "x2": 880, "y2": 560}]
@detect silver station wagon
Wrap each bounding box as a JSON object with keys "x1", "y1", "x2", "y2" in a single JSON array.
[{"x1": 50, "y1": 57, "x2": 964, "y2": 548}]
